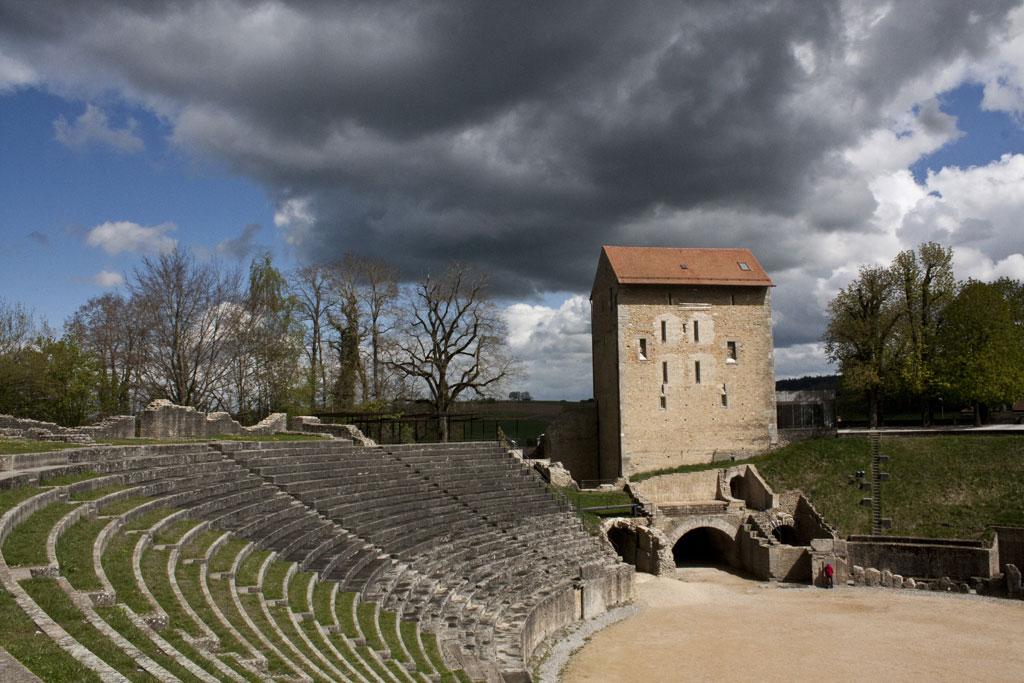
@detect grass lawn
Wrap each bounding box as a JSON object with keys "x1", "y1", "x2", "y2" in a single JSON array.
[
  {"x1": 632, "y1": 435, "x2": 1024, "y2": 540},
  {"x1": 0, "y1": 440, "x2": 81, "y2": 455},
  {"x1": 556, "y1": 487, "x2": 635, "y2": 532}
]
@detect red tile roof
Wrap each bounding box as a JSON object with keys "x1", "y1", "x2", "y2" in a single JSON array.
[{"x1": 601, "y1": 245, "x2": 773, "y2": 287}]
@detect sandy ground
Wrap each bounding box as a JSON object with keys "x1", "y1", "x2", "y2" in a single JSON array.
[{"x1": 562, "y1": 568, "x2": 1024, "y2": 683}]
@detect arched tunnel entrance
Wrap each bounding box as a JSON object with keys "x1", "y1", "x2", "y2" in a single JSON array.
[
  {"x1": 672, "y1": 527, "x2": 738, "y2": 568},
  {"x1": 772, "y1": 524, "x2": 801, "y2": 545}
]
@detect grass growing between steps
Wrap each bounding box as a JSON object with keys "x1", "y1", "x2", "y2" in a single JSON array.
[
  {"x1": 21, "y1": 577, "x2": 160, "y2": 682},
  {"x1": 267, "y1": 603, "x2": 335, "y2": 680},
  {"x1": 209, "y1": 537, "x2": 247, "y2": 573},
  {"x1": 261, "y1": 559, "x2": 291, "y2": 599},
  {"x1": 0, "y1": 440, "x2": 82, "y2": 455},
  {"x1": 400, "y1": 620, "x2": 433, "y2": 674},
  {"x1": 0, "y1": 583, "x2": 102, "y2": 682},
  {"x1": 238, "y1": 593, "x2": 312, "y2": 675},
  {"x1": 379, "y1": 610, "x2": 411, "y2": 663},
  {"x1": 356, "y1": 601, "x2": 385, "y2": 650},
  {"x1": 288, "y1": 571, "x2": 316, "y2": 613},
  {"x1": 236, "y1": 548, "x2": 271, "y2": 586},
  {"x1": 71, "y1": 484, "x2": 129, "y2": 501},
  {"x1": 336, "y1": 591, "x2": 360, "y2": 638},
  {"x1": 40, "y1": 471, "x2": 101, "y2": 486},
  {"x1": 423, "y1": 631, "x2": 469, "y2": 681},
  {"x1": 210, "y1": 582, "x2": 293, "y2": 677},
  {"x1": 95, "y1": 605, "x2": 203, "y2": 683},
  {"x1": 97, "y1": 496, "x2": 152, "y2": 517},
  {"x1": 175, "y1": 558, "x2": 247, "y2": 653},
  {"x1": 56, "y1": 516, "x2": 109, "y2": 591},
  {"x1": 3, "y1": 501, "x2": 79, "y2": 566},
  {"x1": 153, "y1": 519, "x2": 200, "y2": 545},
  {"x1": 100, "y1": 508, "x2": 179, "y2": 615},
  {"x1": 0, "y1": 485, "x2": 42, "y2": 515},
  {"x1": 756, "y1": 436, "x2": 1024, "y2": 539}
]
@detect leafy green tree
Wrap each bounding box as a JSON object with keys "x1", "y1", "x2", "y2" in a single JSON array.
[
  {"x1": 892, "y1": 242, "x2": 955, "y2": 425},
  {"x1": 231, "y1": 254, "x2": 303, "y2": 421},
  {"x1": 935, "y1": 279, "x2": 1024, "y2": 426},
  {"x1": 825, "y1": 265, "x2": 904, "y2": 427},
  {"x1": 65, "y1": 293, "x2": 144, "y2": 416}
]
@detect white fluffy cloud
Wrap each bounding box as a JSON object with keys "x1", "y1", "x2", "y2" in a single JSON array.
[
  {"x1": 91, "y1": 270, "x2": 125, "y2": 288},
  {"x1": 85, "y1": 221, "x2": 177, "y2": 255},
  {"x1": 273, "y1": 197, "x2": 316, "y2": 246},
  {"x1": 504, "y1": 295, "x2": 592, "y2": 400},
  {"x1": 53, "y1": 104, "x2": 144, "y2": 153},
  {"x1": 0, "y1": 49, "x2": 34, "y2": 91}
]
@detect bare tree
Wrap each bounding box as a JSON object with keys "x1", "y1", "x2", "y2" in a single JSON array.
[
  {"x1": 352, "y1": 256, "x2": 399, "y2": 402},
  {"x1": 326, "y1": 262, "x2": 365, "y2": 408},
  {"x1": 65, "y1": 293, "x2": 145, "y2": 415},
  {"x1": 131, "y1": 248, "x2": 241, "y2": 409},
  {"x1": 390, "y1": 264, "x2": 513, "y2": 441},
  {"x1": 291, "y1": 263, "x2": 334, "y2": 411},
  {"x1": 0, "y1": 298, "x2": 34, "y2": 357}
]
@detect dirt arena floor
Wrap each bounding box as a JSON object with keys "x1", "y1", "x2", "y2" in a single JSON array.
[{"x1": 562, "y1": 568, "x2": 1024, "y2": 682}]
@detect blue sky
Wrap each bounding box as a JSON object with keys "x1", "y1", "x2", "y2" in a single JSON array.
[
  {"x1": 2, "y1": 2, "x2": 1024, "y2": 398},
  {"x1": 0, "y1": 88, "x2": 282, "y2": 326}
]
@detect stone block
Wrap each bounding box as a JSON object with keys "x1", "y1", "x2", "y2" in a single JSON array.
[
  {"x1": 810, "y1": 538, "x2": 834, "y2": 552},
  {"x1": 915, "y1": 581, "x2": 928, "y2": 590},
  {"x1": 958, "y1": 582, "x2": 971, "y2": 593},
  {"x1": 937, "y1": 576, "x2": 955, "y2": 592},
  {"x1": 864, "y1": 567, "x2": 881, "y2": 587},
  {"x1": 1006, "y1": 564, "x2": 1022, "y2": 598},
  {"x1": 892, "y1": 574, "x2": 903, "y2": 589},
  {"x1": 880, "y1": 569, "x2": 893, "y2": 588},
  {"x1": 852, "y1": 565, "x2": 864, "y2": 585},
  {"x1": 904, "y1": 577, "x2": 916, "y2": 590}
]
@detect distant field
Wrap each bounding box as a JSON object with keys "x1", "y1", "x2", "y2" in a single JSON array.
[{"x1": 633, "y1": 436, "x2": 1024, "y2": 540}]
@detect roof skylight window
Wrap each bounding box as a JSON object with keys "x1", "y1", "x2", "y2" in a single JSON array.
[{"x1": 737, "y1": 262, "x2": 750, "y2": 271}]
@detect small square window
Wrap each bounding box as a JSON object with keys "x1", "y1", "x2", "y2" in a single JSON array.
[
  {"x1": 694, "y1": 360, "x2": 701, "y2": 384},
  {"x1": 738, "y1": 262, "x2": 751, "y2": 271},
  {"x1": 727, "y1": 341, "x2": 738, "y2": 362},
  {"x1": 639, "y1": 338, "x2": 648, "y2": 360}
]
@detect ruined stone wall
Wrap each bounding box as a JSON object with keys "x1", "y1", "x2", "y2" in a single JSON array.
[
  {"x1": 542, "y1": 403, "x2": 599, "y2": 482},
  {"x1": 995, "y1": 527, "x2": 1024, "y2": 572},
  {"x1": 847, "y1": 536, "x2": 997, "y2": 580},
  {"x1": 591, "y1": 257, "x2": 622, "y2": 480},
  {"x1": 630, "y1": 470, "x2": 720, "y2": 503},
  {"x1": 614, "y1": 284, "x2": 776, "y2": 475}
]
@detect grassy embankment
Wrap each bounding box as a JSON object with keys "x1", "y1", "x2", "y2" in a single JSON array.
[{"x1": 631, "y1": 435, "x2": 1024, "y2": 540}]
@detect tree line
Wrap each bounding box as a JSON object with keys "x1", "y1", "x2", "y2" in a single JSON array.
[
  {"x1": 825, "y1": 242, "x2": 1024, "y2": 427},
  {"x1": 0, "y1": 248, "x2": 512, "y2": 437}
]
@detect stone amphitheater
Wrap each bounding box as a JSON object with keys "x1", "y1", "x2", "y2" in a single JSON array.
[{"x1": 0, "y1": 434, "x2": 632, "y2": 683}]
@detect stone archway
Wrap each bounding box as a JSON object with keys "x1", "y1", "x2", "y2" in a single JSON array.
[
  {"x1": 672, "y1": 526, "x2": 738, "y2": 568},
  {"x1": 602, "y1": 519, "x2": 674, "y2": 575}
]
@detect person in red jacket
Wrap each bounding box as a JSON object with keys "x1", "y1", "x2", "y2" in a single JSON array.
[{"x1": 824, "y1": 562, "x2": 835, "y2": 589}]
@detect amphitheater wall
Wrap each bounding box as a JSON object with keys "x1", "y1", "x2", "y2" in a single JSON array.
[
  {"x1": 521, "y1": 585, "x2": 578, "y2": 665},
  {"x1": 847, "y1": 536, "x2": 997, "y2": 580},
  {"x1": 631, "y1": 470, "x2": 720, "y2": 504},
  {"x1": 541, "y1": 403, "x2": 600, "y2": 482},
  {"x1": 995, "y1": 527, "x2": 1024, "y2": 572}
]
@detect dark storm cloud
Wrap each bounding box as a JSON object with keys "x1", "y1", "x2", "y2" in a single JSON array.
[
  {"x1": 216, "y1": 223, "x2": 262, "y2": 261},
  {"x1": 2, "y1": 0, "x2": 1020, "y2": 346}
]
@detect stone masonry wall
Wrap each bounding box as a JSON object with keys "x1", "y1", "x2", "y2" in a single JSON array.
[
  {"x1": 847, "y1": 536, "x2": 997, "y2": 580},
  {"x1": 591, "y1": 256, "x2": 622, "y2": 480},
  {"x1": 612, "y1": 284, "x2": 777, "y2": 476},
  {"x1": 995, "y1": 527, "x2": 1024, "y2": 572},
  {"x1": 541, "y1": 403, "x2": 600, "y2": 482}
]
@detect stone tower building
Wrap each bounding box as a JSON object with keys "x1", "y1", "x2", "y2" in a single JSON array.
[{"x1": 591, "y1": 246, "x2": 778, "y2": 479}]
